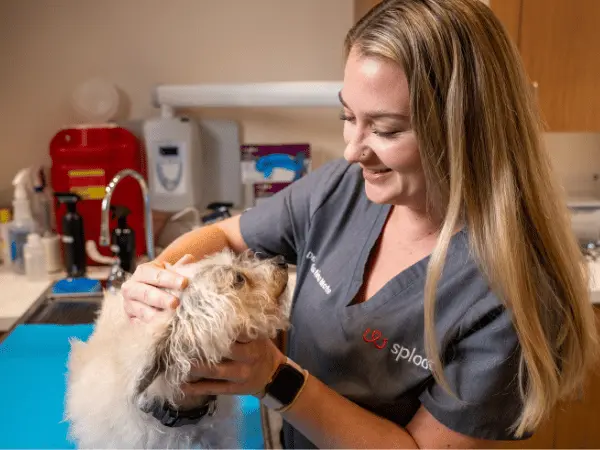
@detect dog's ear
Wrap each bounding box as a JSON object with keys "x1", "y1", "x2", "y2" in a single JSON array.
[{"x1": 135, "y1": 326, "x2": 171, "y2": 396}]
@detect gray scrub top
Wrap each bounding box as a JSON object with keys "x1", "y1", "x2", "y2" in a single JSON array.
[{"x1": 240, "y1": 158, "x2": 529, "y2": 449}]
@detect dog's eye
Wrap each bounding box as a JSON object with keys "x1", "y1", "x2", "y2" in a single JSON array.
[{"x1": 233, "y1": 271, "x2": 246, "y2": 288}]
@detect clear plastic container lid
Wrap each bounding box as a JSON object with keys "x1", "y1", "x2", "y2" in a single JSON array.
[{"x1": 71, "y1": 77, "x2": 120, "y2": 124}]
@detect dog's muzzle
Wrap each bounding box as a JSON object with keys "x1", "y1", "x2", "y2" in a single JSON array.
[
  {"x1": 255, "y1": 252, "x2": 288, "y2": 269},
  {"x1": 274, "y1": 255, "x2": 288, "y2": 269}
]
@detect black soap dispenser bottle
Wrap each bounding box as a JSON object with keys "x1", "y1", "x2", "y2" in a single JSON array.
[
  {"x1": 54, "y1": 192, "x2": 86, "y2": 277},
  {"x1": 110, "y1": 205, "x2": 136, "y2": 273}
]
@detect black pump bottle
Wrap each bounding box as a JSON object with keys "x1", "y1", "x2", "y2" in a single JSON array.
[
  {"x1": 110, "y1": 205, "x2": 136, "y2": 274},
  {"x1": 54, "y1": 192, "x2": 86, "y2": 277}
]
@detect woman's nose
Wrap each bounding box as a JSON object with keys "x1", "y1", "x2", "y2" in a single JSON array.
[{"x1": 344, "y1": 133, "x2": 369, "y2": 163}]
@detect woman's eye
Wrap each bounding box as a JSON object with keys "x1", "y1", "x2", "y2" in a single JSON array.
[
  {"x1": 339, "y1": 113, "x2": 355, "y2": 123},
  {"x1": 372, "y1": 129, "x2": 400, "y2": 138},
  {"x1": 233, "y1": 272, "x2": 246, "y2": 288}
]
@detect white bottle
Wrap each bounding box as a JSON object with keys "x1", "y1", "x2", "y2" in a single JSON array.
[
  {"x1": 42, "y1": 232, "x2": 62, "y2": 273},
  {"x1": 24, "y1": 232, "x2": 47, "y2": 281}
]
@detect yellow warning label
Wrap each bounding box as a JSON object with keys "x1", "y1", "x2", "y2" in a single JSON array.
[
  {"x1": 68, "y1": 169, "x2": 105, "y2": 177},
  {"x1": 70, "y1": 186, "x2": 106, "y2": 200},
  {"x1": 67, "y1": 168, "x2": 107, "y2": 200}
]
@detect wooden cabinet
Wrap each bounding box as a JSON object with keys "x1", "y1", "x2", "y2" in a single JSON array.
[
  {"x1": 501, "y1": 306, "x2": 600, "y2": 449},
  {"x1": 490, "y1": 0, "x2": 600, "y2": 131},
  {"x1": 354, "y1": 0, "x2": 381, "y2": 23},
  {"x1": 356, "y1": 0, "x2": 600, "y2": 131}
]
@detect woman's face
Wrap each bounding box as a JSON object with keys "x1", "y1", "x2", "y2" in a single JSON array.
[{"x1": 341, "y1": 47, "x2": 426, "y2": 208}]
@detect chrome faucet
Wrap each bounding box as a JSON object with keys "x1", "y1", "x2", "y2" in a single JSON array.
[{"x1": 100, "y1": 169, "x2": 155, "y2": 261}]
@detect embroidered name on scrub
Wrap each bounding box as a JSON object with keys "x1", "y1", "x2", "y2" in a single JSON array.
[
  {"x1": 306, "y1": 251, "x2": 332, "y2": 294},
  {"x1": 363, "y1": 328, "x2": 431, "y2": 371}
]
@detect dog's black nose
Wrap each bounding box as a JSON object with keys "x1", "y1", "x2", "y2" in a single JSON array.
[{"x1": 274, "y1": 255, "x2": 288, "y2": 268}]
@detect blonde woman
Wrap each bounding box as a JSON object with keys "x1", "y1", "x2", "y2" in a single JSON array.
[{"x1": 121, "y1": 0, "x2": 598, "y2": 448}]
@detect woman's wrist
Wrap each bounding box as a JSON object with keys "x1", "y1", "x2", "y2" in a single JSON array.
[
  {"x1": 253, "y1": 350, "x2": 287, "y2": 399},
  {"x1": 259, "y1": 356, "x2": 309, "y2": 412}
]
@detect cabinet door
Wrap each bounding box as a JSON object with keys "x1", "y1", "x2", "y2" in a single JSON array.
[
  {"x1": 551, "y1": 307, "x2": 600, "y2": 448},
  {"x1": 489, "y1": 0, "x2": 522, "y2": 44},
  {"x1": 518, "y1": 0, "x2": 600, "y2": 131},
  {"x1": 499, "y1": 415, "x2": 556, "y2": 449}
]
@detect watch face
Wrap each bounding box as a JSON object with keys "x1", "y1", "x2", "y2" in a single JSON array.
[{"x1": 269, "y1": 364, "x2": 305, "y2": 405}]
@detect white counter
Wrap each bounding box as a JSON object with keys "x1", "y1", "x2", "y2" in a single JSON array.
[
  {"x1": 0, "y1": 261, "x2": 597, "y2": 333},
  {"x1": 0, "y1": 265, "x2": 111, "y2": 332},
  {"x1": 588, "y1": 261, "x2": 600, "y2": 304},
  {"x1": 0, "y1": 269, "x2": 52, "y2": 332}
]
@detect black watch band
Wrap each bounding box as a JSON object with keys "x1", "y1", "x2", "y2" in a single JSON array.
[{"x1": 148, "y1": 395, "x2": 218, "y2": 428}]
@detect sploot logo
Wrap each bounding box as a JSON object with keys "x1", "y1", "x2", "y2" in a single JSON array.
[{"x1": 363, "y1": 328, "x2": 431, "y2": 371}]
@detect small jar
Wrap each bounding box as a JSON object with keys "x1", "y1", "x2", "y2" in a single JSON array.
[{"x1": 24, "y1": 232, "x2": 47, "y2": 281}]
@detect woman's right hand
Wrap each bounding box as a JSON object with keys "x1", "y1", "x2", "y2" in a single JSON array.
[{"x1": 121, "y1": 254, "x2": 193, "y2": 322}]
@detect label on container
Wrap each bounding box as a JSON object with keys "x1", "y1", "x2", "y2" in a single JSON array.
[
  {"x1": 68, "y1": 169, "x2": 106, "y2": 200},
  {"x1": 253, "y1": 182, "x2": 292, "y2": 206}
]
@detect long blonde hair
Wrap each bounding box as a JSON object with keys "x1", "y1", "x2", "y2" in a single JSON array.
[{"x1": 345, "y1": 0, "x2": 598, "y2": 437}]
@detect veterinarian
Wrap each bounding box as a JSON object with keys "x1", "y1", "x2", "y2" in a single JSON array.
[{"x1": 121, "y1": 0, "x2": 599, "y2": 448}]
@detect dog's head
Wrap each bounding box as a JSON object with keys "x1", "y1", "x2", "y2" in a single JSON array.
[{"x1": 136, "y1": 249, "x2": 290, "y2": 401}]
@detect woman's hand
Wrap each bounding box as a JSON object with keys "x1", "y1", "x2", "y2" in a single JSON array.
[
  {"x1": 121, "y1": 255, "x2": 193, "y2": 322},
  {"x1": 175, "y1": 337, "x2": 286, "y2": 410}
]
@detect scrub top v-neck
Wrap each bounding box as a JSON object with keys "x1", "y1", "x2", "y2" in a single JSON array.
[{"x1": 240, "y1": 158, "x2": 529, "y2": 449}]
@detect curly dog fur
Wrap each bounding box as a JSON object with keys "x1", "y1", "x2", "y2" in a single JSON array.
[{"x1": 65, "y1": 249, "x2": 291, "y2": 449}]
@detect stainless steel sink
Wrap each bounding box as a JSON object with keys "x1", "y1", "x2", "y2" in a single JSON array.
[{"x1": 23, "y1": 281, "x2": 106, "y2": 325}]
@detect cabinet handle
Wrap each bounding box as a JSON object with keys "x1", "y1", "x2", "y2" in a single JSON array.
[{"x1": 532, "y1": 81, "x2": 539, "y2": 99}]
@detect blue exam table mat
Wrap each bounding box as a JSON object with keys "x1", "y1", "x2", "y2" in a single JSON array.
[{"x1": 0, "y1": 324, "x2": 264, "y2": 449}]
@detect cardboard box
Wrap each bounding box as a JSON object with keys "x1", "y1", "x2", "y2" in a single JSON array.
[{"x1": 241, "y1": 144, "x2": 310, "y2": 207}]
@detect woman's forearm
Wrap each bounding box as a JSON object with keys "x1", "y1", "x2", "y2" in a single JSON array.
[
  {"x1": 281, "y1": 373, "x2": 419, "y2": 449},
  {"x1": 155, "y1": 216, "x2": 248, "y2": 265},
  {"x1": 155, "y1": 223, "x2": 231, "y2": 265}
]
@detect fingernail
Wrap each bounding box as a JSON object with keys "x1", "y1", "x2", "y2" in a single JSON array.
[
  {"x1": 179, "y1": 277, "x2": 188, "y2": 289},
  {"x1": 170, "y1": 297, "x2": 180, "y2": 309}
]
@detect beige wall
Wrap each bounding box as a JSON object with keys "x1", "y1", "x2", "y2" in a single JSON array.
[
  {"x1": 545, "y1": 133, "x2": 600, "y2": 197},
  {"x1": 0, "y1": 0, "x2": 352, "y2": 207},
  {"x1": 1, "y1": 0, "x2": 597, "y2": 210}
]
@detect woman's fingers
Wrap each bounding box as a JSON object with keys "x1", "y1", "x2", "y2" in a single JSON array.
[
  {"x1": 121, "y1": 279, "x2": 179, "y2": 311},
  {"x1": 123, "y1": 298, "x2": 161, "y2": 322},
  {"x1": 131, "y1": 262, "x2": 188, "y2": 290},
  {"x1": 229, "y1": 341, "x2": 259, "y2": 362},
  {"x1": 181, "y1": 379, "x2": 236, "y2": 397},
  {"x1": 174, "y1": 254, "x2": 195, "y2": 267},
  {"x1": 189, "y1": 360, "x2": 251, "y2": 383}
]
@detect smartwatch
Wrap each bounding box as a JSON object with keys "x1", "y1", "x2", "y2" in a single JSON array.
[{"x1": 261, "y1": 358, "x2": 308, "y2": 412}]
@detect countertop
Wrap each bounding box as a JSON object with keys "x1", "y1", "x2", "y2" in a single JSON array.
[
  {"x1": 0, "y1": 265, "x2": 111, "y2": 332},
  {"x1": 1, "y1": 261, "x2": 597, "y2": 333}
]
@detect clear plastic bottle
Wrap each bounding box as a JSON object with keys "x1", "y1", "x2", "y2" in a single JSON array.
[
  {"x1": 8, "y1": 168, "x2": 35, "y2": 274},
  {"x1": 24, "y1": 232, "x2": 47, "y2": 281}
]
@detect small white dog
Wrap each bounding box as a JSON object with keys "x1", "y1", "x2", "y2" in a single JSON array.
[{"x1": 65, "y1": 249, "x2": 291, "y2": 449}]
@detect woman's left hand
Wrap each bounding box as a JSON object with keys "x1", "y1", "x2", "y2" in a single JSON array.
[{"x1": 176, "y1": 337, "x2": 285, "y2": 409}]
